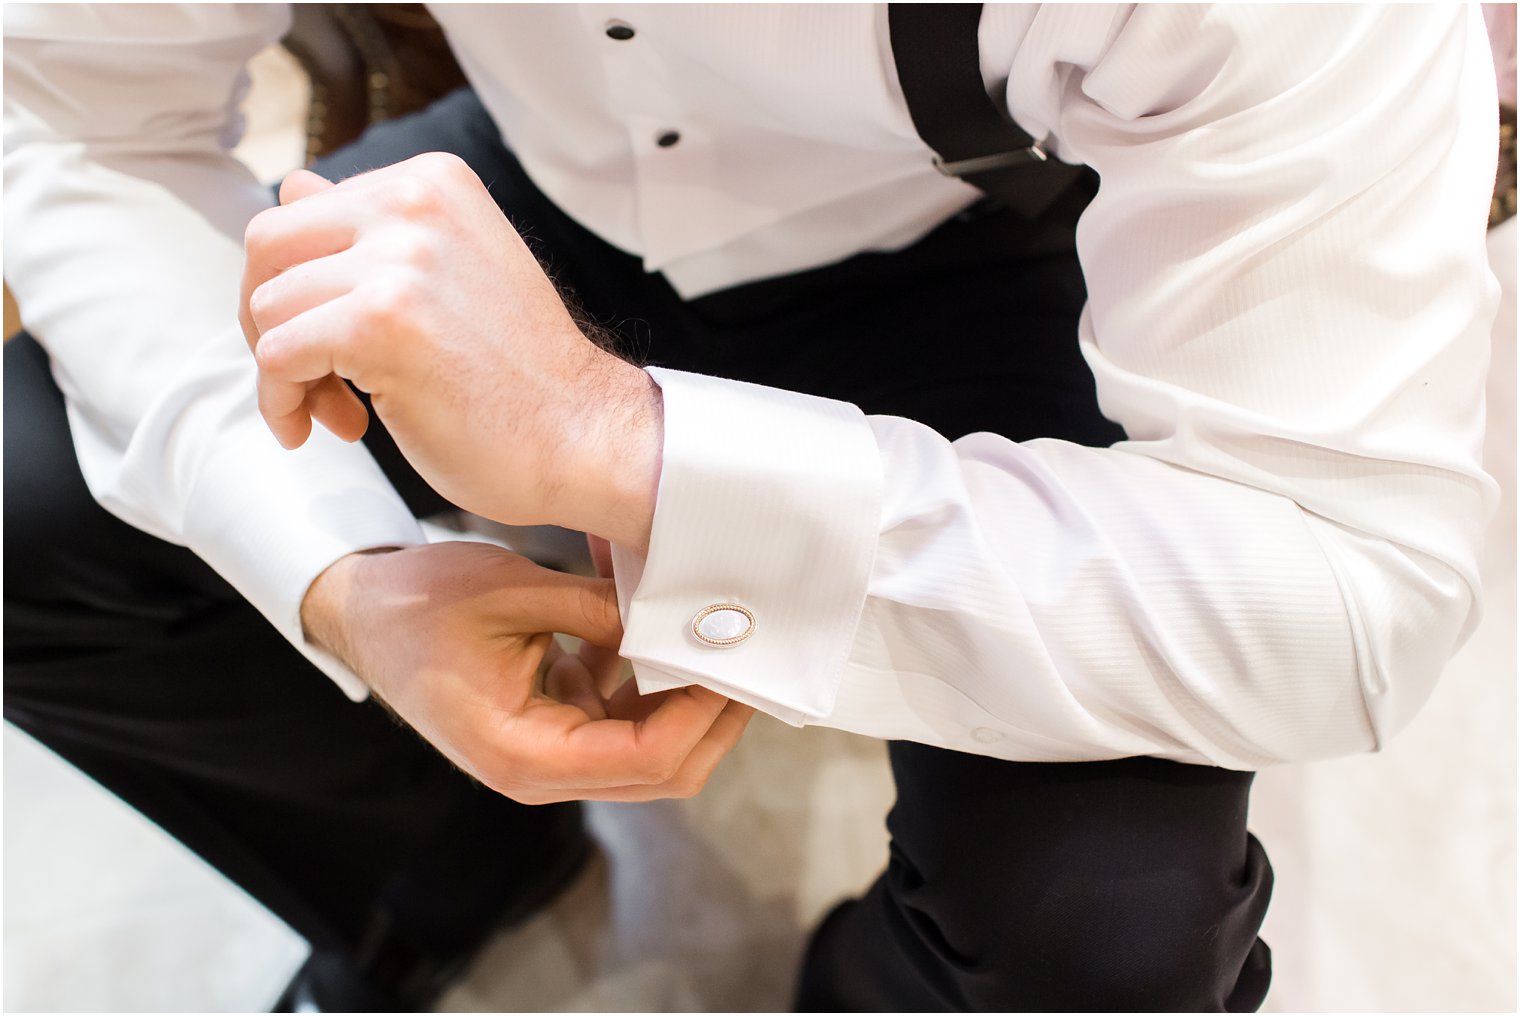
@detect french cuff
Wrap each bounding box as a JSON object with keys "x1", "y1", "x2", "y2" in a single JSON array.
[
  {"x1": 173, "y1": 419, "x2": 425, "y2": 701},
  {"x1": 610, "y1": 367, "x2": 882, "y2": 725}
]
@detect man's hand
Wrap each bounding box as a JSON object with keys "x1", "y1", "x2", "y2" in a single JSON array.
[
  {"x1": 240, "y1": 156, "x2": 660, "y2": 552},
  {"x1": 303, "y1": 541, "x2": 753, "y2": 803}
]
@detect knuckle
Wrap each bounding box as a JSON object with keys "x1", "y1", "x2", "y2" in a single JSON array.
[
  {"x1": 643, "y1": 754, "x2": 682, "y2": 786},
  {"x1": 417, "y1": 150, "x2": 472, "y2": 184},
  {"x1": 668, "y1": 778, "x2": 703, "y2": 800},
  {"x1": 246, "y1": 282, "x2": 278, "y2": 327},
  {"x1": 386, "y1": 175, "x2": 439, "y2": 217},
  {"x1": 243, "y1": 208, "x2": 278, "y2": 252},
  {"x1": 256, "y1": 375, "x2": 299, "y2": 421},
  {"x1": 253, "y1": 327, "x2": 290, "y2": 373},
  {"x1": 358, "y1": 280, "x2": 408, "y2": 329},
  {"x1": 386, "y1": 229, "x2": 438, "y2": 271},
  {"x1": 254, "y1": 379, "x2": 279, "y2": 417},
  {"x1": 578, "y1": 582, "x2": 619, "y2": 639}
]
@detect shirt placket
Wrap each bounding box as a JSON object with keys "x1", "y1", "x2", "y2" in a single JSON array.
[{"x1": 577, "y1": 5, "x2": 775, "y2": 271}]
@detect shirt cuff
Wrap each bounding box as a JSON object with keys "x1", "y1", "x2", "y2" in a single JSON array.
[
  {"x1": 170, "y1": 416, "x2": 426, "y2": 701},
  {"x1": 610, "y1": 366, "x2": 882, "y2": 724}
]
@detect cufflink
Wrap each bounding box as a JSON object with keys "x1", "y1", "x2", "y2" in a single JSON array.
[{"x1": 692, "y1": 603, "x2": 756, "y2": 647}]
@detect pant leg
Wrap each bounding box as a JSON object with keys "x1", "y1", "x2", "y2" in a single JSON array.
[
  {"x1": 2, "y1": 91, "x2": 589, "y2": 969},
  {"x1": 801, "y1": 748, "x2": 1273, "y2": 1013},
  {"x1": 795, "y1": 748, "x2": 1272, "y2": 1012}
]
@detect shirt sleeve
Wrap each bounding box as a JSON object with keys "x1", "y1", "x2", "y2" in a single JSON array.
[
  {"x1": 3, "y1": 4, "x2": 425, "y2": 699},
  {"x1": 610, "y1": 4, "x2": 1501, "y2": 768}
]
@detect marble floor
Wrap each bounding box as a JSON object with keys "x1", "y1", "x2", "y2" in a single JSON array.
[{"x1": 4, "y1": 42, "x2": 1515, "y2": 1013}]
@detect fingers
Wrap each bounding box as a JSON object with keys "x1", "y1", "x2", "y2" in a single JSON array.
[
  {"x1": 254, "y1": 290, "x2": 369, "y2": 385},
  {"x1": 243, "y1": 170, "x2": 362, "y2": 448},
  {"x1": 614, "y1": 697, "x2": 755, "y2": 799},
  {"x1": 245, "y1": 156, "x2": 475, "y2": 313},
  {"x1": 559, "y1": 683, "x2": 731, "y2": 785},
  {"x1": 577, "y1": 638, "x2": 627, "y2": 699},
  {"x1": 605, "y1": 673, "x2": 666, "y2": 723},
  {"x1": 515, "y1": 697, "x2": 756, "y2": 804},
  {"x1": 483, "y1": 560, "x2": 735, "y2": 796},
  {"x1": 240, "y1": 175, "x2": 391, "y2": 373},
  {"x1": 239, "y1": 170, "x2": 345, "y2": 354},
  {"x1": 242, "y1": 155, "x2": 499, "y2": 450},
  {"x1": 306, "y1": 375, "x2": 370, "y2": 443},
  {"x1": 243, "y1": 152, "x2": 499, "y2": 353},
  {"x1": 241, "y1": 155, "x2": 489, "y2": 354},
  {"x1": 441, "y1": 553, "x2": 749, "y2": 804},
  {"x1": 257, "y1": 373, "x2": 365, "y2": 451},
  {"x1": 543, "y1": 650, "x2": 609, "y2": 721},
  {"x1": 499, "y1": 568, "x2": 623, "y2": 648},
  {"x1": 254, "y1": 293, "x2": 373, "y2": 446},
  {"x1": 577, "y1": 536, "x2": 623, "y2": 695},
  {"x1": 257, "y1": 378, "x2": 313, "y2": 449},
  {"x1": 280, "y1": 167, "x2": 336, "y2": 204},
  {"x1": 243, "y1": 181, "x2": 362, "y2": 305},
  {"x1": 247, "y1": 249, "x2": 366, "y2": 337},
  {"x1": 490, "y1": 681, "x2": 726, "y2": 794}
]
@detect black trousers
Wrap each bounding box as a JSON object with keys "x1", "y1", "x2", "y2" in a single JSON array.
[{"x1": 4, "y1": 90, "x2": 1272, "y2": 1011}]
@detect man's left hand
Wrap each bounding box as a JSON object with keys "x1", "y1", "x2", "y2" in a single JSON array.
[{"x1": 240, "y1": 155, "x2": 660, "y2": 551}]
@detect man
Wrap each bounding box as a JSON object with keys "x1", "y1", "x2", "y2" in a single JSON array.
[{"x1": 4, "y1": 4, "x2": 1499, "y2": 1011}]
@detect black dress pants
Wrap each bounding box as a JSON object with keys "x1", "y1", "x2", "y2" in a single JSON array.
[{"x1": 4, "y1": 89, "x2": 1273, "y2": 1011}]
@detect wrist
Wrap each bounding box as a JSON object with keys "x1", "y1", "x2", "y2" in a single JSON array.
[
  {"x1": 555, "y1": 357, "x2": 662, "y2": 554},
  {"x1": 300, "y1": 547, "x2": 402, "y2": 671},
  {"x1": 602, "y1": 368, "x2": 663, "y2": 554}
]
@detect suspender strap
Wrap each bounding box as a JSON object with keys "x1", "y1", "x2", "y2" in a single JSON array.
[{"x1": 888, "y1": 3, "x2": 1091, "y2": 220}]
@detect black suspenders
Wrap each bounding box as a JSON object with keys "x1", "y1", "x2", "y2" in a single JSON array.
[{"x1": 888, "y1": 3, "x2": 1096, "y2": 221}]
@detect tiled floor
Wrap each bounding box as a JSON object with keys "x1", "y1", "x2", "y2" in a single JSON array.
[{"x1": 5, "y1": 43, "x2": 1514, "y2": 1013}]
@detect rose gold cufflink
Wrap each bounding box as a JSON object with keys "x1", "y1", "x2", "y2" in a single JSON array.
[{"x1": 692, "y1": 603, "x2": 756, "y2": 647}]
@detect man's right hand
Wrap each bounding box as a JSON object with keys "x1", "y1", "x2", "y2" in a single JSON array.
[
  {"x1": 302, "y1": 541, "x2": 753, "y2": 803},
  {"x1": 242, "y1": 160, "x2": 663, "y2": 553}
]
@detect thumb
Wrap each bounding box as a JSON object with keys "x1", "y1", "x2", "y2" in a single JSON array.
[{"x1": 280, "y1": 168, "x2": 336, "y2": 205}]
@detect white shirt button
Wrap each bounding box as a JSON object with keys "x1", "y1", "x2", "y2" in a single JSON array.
[
  {"x1": 692, "y1": 603, "x2": 756, "y2": 646},
  {"x1": 971, "y1": 727, "x2": 1004, "y2": 745}
]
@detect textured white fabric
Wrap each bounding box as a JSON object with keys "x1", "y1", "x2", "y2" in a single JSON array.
[{"x1": 3, "y1": 5, "x2": 1499, "y2": 764}]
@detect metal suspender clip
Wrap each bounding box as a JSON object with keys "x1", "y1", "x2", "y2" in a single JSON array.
[{"x1": 931, "y1": 140, "x2": 1049, "y2": 179}]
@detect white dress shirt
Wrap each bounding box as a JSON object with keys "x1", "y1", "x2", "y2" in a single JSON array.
[{"x1": 4, "y1": 4, "x2": 1499, "y2": 769}]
